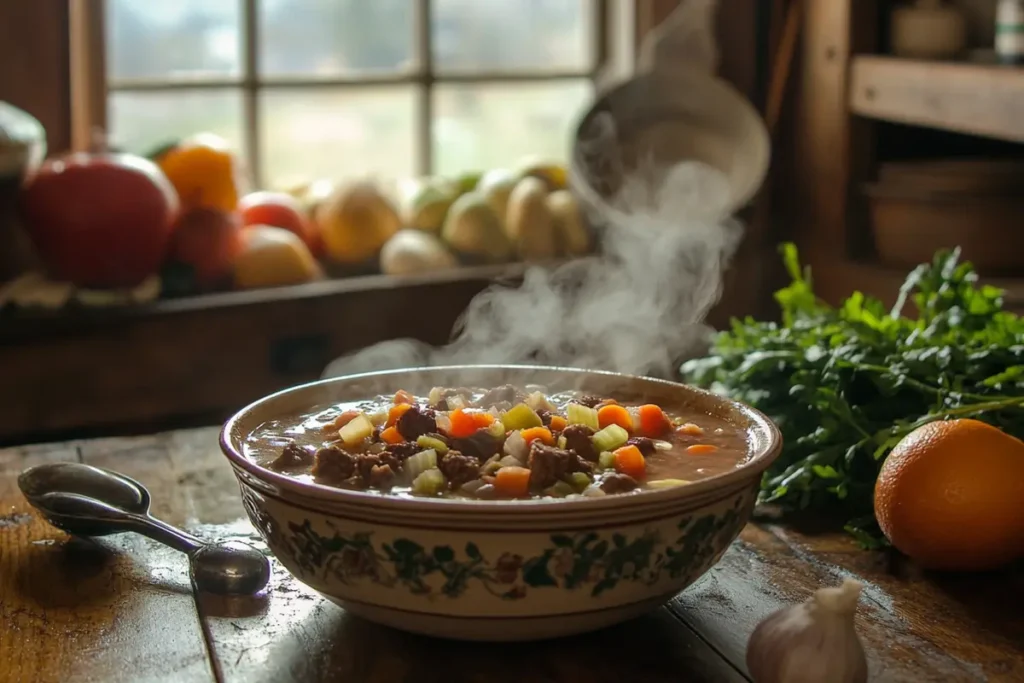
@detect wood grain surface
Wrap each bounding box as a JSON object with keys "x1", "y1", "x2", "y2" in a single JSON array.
[{"x1": 1, "y1": 427, "x2": 1022, "y2": 683}]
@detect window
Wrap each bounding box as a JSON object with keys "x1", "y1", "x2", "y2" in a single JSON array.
[{"x1": 102, "y1": 0, "x2": 605, "y2": 190}]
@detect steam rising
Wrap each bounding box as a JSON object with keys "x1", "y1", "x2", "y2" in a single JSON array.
[
  {"x1": 324, "y1": 0, "x2": 748, "y2": 382},
  {"x1": 323, "y1": 127, "x2": 743, "y2": 381}
]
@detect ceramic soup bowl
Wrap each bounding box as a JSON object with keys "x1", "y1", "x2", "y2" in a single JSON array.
[{"x1": 220, "y1": 365, "x2": 782, "y2": 641}]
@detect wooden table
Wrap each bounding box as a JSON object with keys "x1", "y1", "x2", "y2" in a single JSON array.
[{"x1": 1, "y1": 428, "x2": 1022, "y2": 683}]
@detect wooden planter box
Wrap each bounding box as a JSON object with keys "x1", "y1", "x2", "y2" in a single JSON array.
[
  {"x1": 0, "y1": 240, "x2": 769, "y2": 446},
  {"x1": 0, "y1": 265, "x2": 530, "y2": 444}
]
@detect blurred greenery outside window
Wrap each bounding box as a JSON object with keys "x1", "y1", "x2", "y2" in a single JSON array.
[{"x1": 105, "y1": 0, "x2": 601, "y2": 190}]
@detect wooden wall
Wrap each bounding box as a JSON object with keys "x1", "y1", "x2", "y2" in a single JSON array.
[{"x1": 0, "y1": 2, "x2": 71, "y2": 154}]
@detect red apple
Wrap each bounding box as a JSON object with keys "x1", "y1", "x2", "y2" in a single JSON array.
[
  {"x1": 20, "y1": 152, "x2": 179, "y2": 289},
  {"x1": 167, "y1": 207, "x2": 244, "y2": 288},
  {"x1": 238, "y1": 191, "x2": 315, "y2": 246}
]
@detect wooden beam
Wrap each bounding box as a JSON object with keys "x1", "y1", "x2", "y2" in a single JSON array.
[
  {"x1": 69, "y1": 0, "x2": 108, "y2": 152},
  {"x1": 790, "y1": 0, "x2": 877, "y2": 258}
]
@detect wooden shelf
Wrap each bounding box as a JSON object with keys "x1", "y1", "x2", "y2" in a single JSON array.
[{"x1": 849, "y1": 56, "x2": 1024, "y2": 144}]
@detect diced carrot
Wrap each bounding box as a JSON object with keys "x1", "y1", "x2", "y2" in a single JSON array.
[
  {"x1": 677, "y1": 423, "x2": 705, "y2": 437},
  {"x1": 613, "y1": 445, "x2": 646, "y2": 479},
  {"x1": 326, "y1": 410, "x2": 360, "y2": 432},
  {"x1": 549, "y1": 415, "x2": 567, "y2": 432},
  {"x1": 448, "y1": 408, "x2": 493, "y2": 438},
  {"x1": 686, "y1": 444, "x2": 718, "y2": 455},
  {"x1": 638, "y1": 404, "x2": 673, "y2": 437},
  {"x1": 472, "y1": 411, "x2": 496, "y2": 429},
  {"x1": 598, "y1": 404, "x2": 633, "y2": 432},
  {"x1": 393, "y1": 389, "x2": 415, "y2": 405},
  {"x1": 386, "y1": 403, "x2": 413, "y2": 428},
  {"x1": 521, "y1": 427, "x2": 555, "y2": 446},
  {"x1": 380, "y1": 426, "x2": 404, "y2": 445},
  {"x1": 494, "y1": 466, "x2": 531, "y2": 497}
]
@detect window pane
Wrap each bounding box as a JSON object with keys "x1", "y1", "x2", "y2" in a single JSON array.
[
  {"x1": 259, "y1": 0, "x2": 415, "y2": 77},
  {"x1": 432, "y1": 0, "x2": 592, "y2": 73},
  {"x1": 260, "y1": 88, "x2": 417, "y2": 190},
  {"x1": 107, "y1": 0, "x2": 242, "y2": 81},
  {"x1": 108, "y1": 90, "x2": 245, "y2": 159},
  {"x1": 432, "y1": 80, "x2": 591, "y2": 176}
]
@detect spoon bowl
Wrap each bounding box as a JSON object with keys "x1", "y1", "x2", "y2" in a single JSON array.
[{"x1": 18, "y1": 462, "x2": 271, "y2": 596}]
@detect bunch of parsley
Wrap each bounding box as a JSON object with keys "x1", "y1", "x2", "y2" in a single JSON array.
[{"x1": 681, "y1": 244, "x2": 1024, "y2": 545}]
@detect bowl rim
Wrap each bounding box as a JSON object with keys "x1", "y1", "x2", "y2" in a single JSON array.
[{"x1": 219, "y1": 364, "x2": 782, "y2": 515}]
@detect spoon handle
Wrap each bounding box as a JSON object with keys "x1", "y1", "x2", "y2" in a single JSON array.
[{"x1": 129, "y1": 514, "x2": 204, "y2": 555}]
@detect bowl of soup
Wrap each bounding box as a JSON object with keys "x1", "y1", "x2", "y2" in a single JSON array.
[{"x1": 220, "y1": 365, "x2": 781, "y2": 641}]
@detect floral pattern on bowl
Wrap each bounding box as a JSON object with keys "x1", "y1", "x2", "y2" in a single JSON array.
[{"x1": 240, "y1": 481, "x2": 755, "y2": 613}]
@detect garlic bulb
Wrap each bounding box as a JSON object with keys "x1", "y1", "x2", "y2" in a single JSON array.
[{"x1": 746, "y1": 578, "x2": 868, "y2": 683}]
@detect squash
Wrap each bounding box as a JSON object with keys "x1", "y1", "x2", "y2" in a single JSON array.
[
  {"x1": 0, "y1": 101, "x2": 46, "y2": 179},
  {"x1": 505, "y1": 176, "x2": 558, "y2": 261}
]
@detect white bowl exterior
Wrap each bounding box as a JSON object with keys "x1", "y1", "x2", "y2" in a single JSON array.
[{"x1": 239, "y1": 474, "x2": 756, "y2": 636}]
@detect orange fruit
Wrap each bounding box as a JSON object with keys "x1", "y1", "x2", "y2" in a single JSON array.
[
  {"x1": 874, "y1": 418, "x2": 1024, "y2": 572},
  {"x1": 156, "y1": 134, "x2": 246, "y2": 213}
]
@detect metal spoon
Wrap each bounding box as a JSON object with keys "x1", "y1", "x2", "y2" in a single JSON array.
[{"x1": 18, "y1": 462, "x2": 270, "y2": 595}]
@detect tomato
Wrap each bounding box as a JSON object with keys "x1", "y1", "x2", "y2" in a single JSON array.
[
  {"x1": 20, "y1": 152, "x2": 179, "y2": 288},
  {"x1": 237, "y1": 191, "x2": 315, "y2": 246},
  {"x1": 167, "y1": 207, "x2": 244, "y2": 288}
]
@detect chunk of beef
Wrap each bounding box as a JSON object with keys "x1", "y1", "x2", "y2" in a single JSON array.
[
  {"x1": 601, "y1": 473, "x2": 638, "y2": 494},
  {"x1": 439, "y1": 450, "x2": 480, "y2": 490},
  {"x1": 537, "y1": 409, "x2": 553, "y2": 427},
  {"x1": 576, "y1": 394, "x2": 604, "y2": 408},
  {"x1": 527, "y1": 442, "x2": 593, "y2": 491},
  {"x1": 356, "y1": 453, "x2": 391, "y2": 483},
  {"x1": 311, "y1": 446, "x2": 357, "y2": 486},
  {"x1": 269, "y1": 443, "x2": 315, "y2": 471},
  {"x1": 368, "y1": 464, "x2": 396, "y2": 490},
  {"x1": 450, "y1": 430, "x2": 502, "y2": 462},
  {"x1": 561, "y1": 424, "x2": 597, "y2": 462},
  {"x1": 477, "y1": 384, "x2": 526, "y2": 409},
  {"x1": 396, "y1": 405, "x2": 437, "y2": 441},
  {"x1": 384, "y1": 441, "x2": 421, "y2": 463},
  {"x1": 626, "y1": 437, "x2": 657, "y2": 457}
]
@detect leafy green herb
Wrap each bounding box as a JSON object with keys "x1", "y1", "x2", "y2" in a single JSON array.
[{"x1": 681, "y1": 244, "x2": 1024, "y2": 543}]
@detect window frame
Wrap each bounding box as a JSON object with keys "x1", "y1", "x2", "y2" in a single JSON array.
[{"x1": 75, "y1": 0, "x2": 612, "y2": 188}]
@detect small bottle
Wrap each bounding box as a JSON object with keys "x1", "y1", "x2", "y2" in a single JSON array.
[{"x1": 996, "y1": 0, "x2": 1024, "y2": 65}]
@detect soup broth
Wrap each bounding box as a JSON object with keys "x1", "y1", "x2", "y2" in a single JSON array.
[{"x1": 244, "y1": 385, "x2": 749, "y2": 500}]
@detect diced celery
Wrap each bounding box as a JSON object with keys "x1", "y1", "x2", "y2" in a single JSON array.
[
  {"x1": 498, "y1": 454, "x2": 522, "y2": 468},
  {"x1": 339, "y1": 413, "x2": 374, "y2": 447},
  {"x1": 404, "y1": 449, "x2": 438, "y2": 482},
  {"x1": 501, "y1": 403, "x2": 543, "y2": 431},
  {"x1": 646, "y1": 479, "x2": 690, "y2": 490},
  {"x1": 567, "y1": 403, "x2": 599, "y2": 430},
  {"x1": 592, "y1": 424, "x2": 629, "y2": 453},
  {"x1": 557, "y1": 435, "x2": 568, "y2": 450},
  {"x1": 566, "y1": 472, "x2": 592, "y2": 492},
  {"x1": 411, "y1": 468, "x2": 446, "y2": 496},
  {"x1": 487, "y1": 420, "x2": 507, "y2": 439},
  {"x1": 481, "y1": 455, "x2": 502, "y2": 476},
  {"x1": 417, "y1": 434, "x2": 449, "y2": 456},
  {"x1": 598, "y1": 451, "x2": 616, "y2": 470},
  {"x1": 543, "y1": 481, "x2": 575, "y2": 497}
]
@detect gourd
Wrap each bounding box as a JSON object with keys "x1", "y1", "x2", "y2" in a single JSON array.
[
  {"x1": 0, "y1": 102, "x2": 46, "y2": 179},
  {"x1": 380, "y1": 229, "x2": 458, "y2": 276},
  {"x1": 0, "y1": 102, "x2": 47, "y2": 283}
]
